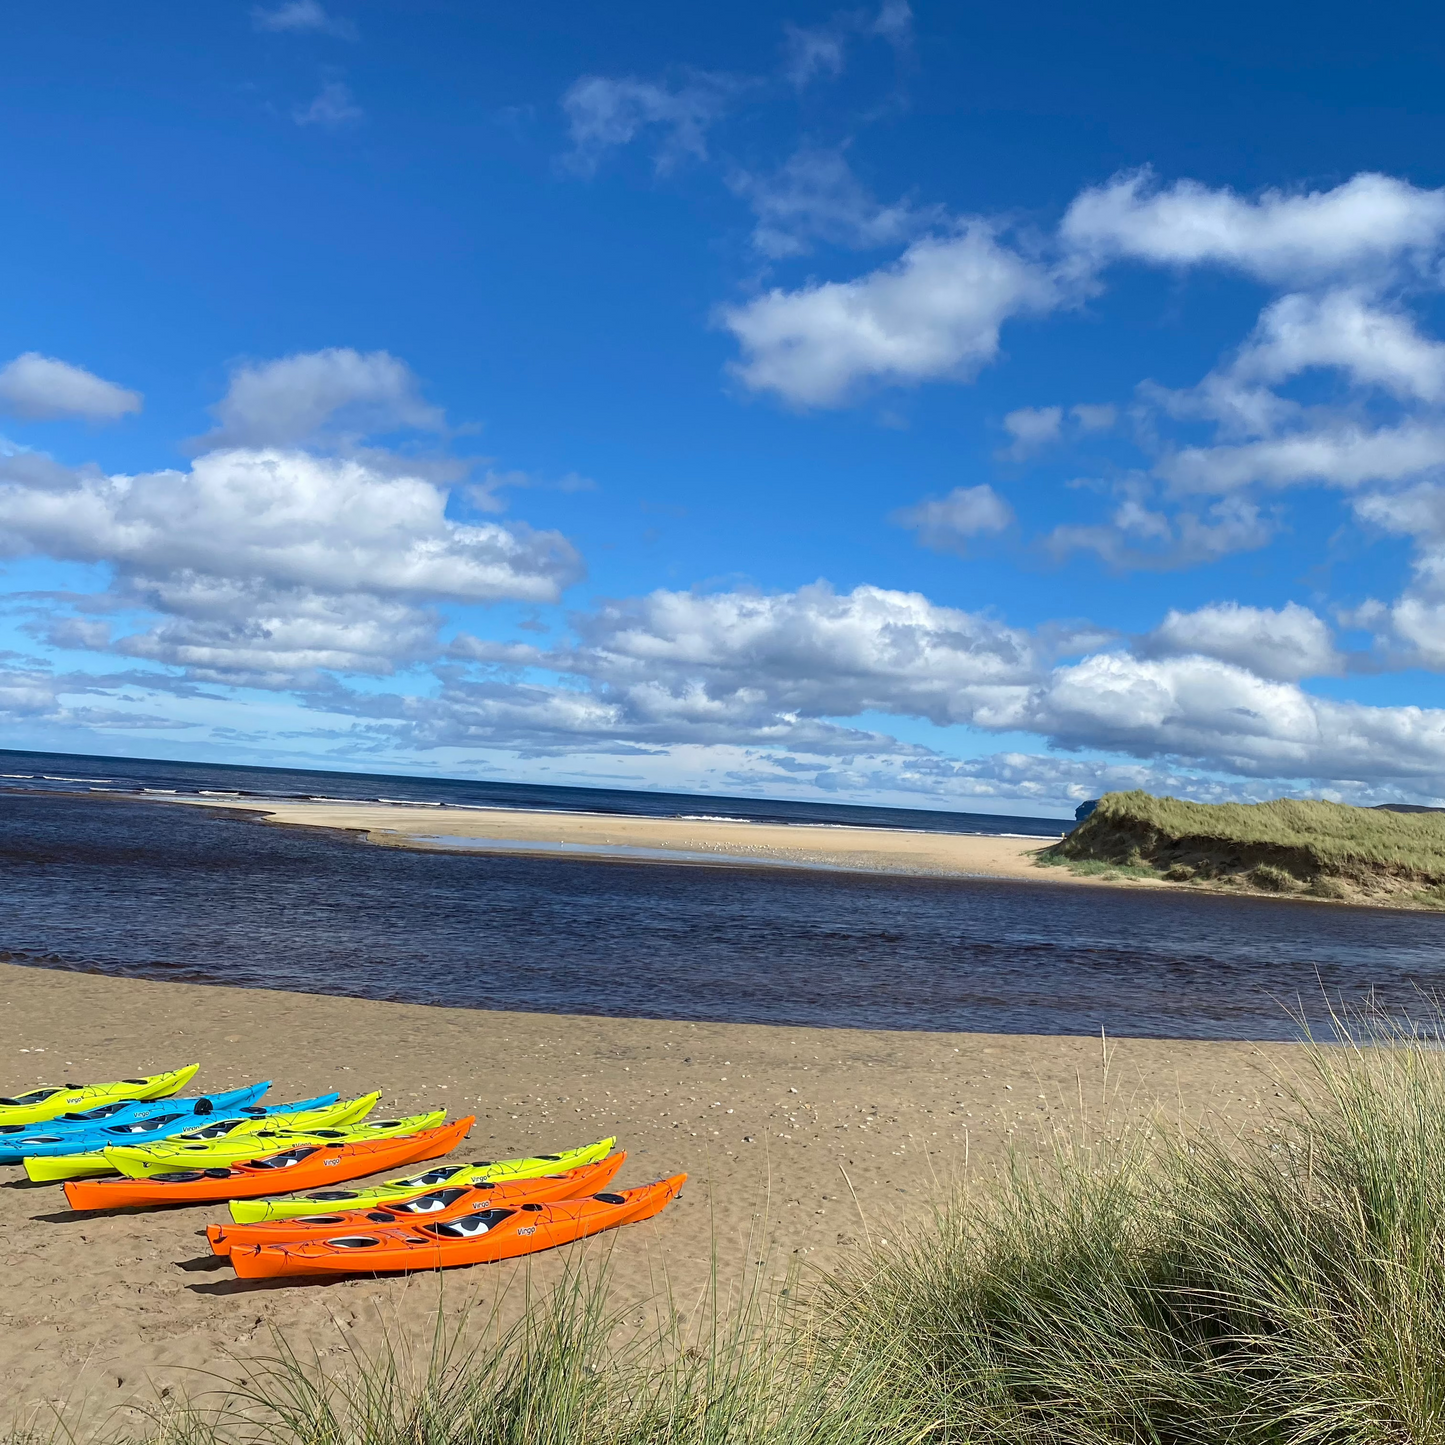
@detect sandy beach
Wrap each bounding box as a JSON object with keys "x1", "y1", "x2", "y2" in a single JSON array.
[
  {"x1": 159, "y1": 794, "x2": 1114, "y2": 885},
  {"x1": 2, "y1": 962, "x2": 1307, "y2": 1427}
]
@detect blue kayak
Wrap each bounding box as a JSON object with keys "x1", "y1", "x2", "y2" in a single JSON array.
[
  {"x1": 0, "y1": 1081, "x2": 272, "y2": 1143},
  {"x1": 0, "y1": 1086, "x2": 339, "y2": 1163}
]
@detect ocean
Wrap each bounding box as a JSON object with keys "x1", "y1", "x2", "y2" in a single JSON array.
[{"x1": 2, "y1": 749, "x2": 1444, "y2": 1041}]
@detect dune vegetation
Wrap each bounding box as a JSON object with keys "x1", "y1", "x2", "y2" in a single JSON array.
[
  {"x1": 1040, "y1": 789, "x2": 1445, "y2": 905},
  {"x1": 34, "y1": 1014, "x2": 1445, "y2": 1444}
]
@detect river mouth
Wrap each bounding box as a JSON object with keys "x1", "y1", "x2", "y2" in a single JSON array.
[{"x1": 2, "y1": 787, "x2": 1441, "y2": 1042}]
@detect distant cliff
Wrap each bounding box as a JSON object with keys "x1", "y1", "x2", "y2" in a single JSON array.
[{"x1": 1041, "y1": 791, "x2": 1445, "y2": 907}]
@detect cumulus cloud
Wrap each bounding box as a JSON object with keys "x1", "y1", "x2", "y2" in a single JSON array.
[
  {"x1": 348, "y1": 578, "x2": 1445, "y2": 797},
  {"x1": 1138, "y1": 601, "x2": 1340, "y2": 681},
  {"x1": 294, "y1": 79, "x2": 363, "y2": 128},
  {"x1": 892, "y1": 485, "x2": 1013, "y2": 554},
  {"x1": 1061, "y1": 170, "x2": 1445, "y2": 283},
  {"x1": 253, "y1": 1, "x2": 356, "y2": 38},
  {"x1": 722, "y1": 224, "x2": 1064, "y2": 406},
  {"x1": 561, "y1": 72, "x2": 735, "y2": 174},
  {"x1": 0, "y1": 447, "x2": 582, "y2": 686},
  {"x1": 199, "y1": 349, "x2": 444, "y2": 449},
  {"x1": 0, "y1": 354, "x2": 142, "y2": 423}
]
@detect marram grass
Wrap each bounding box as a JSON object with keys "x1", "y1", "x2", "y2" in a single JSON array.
[
  {"x1": 26, "y1": 1014, "x2": 1445, "y2": 1443},
  {"x1": 1047, "y1": 789, "x2": 1445, "y2": 898}
]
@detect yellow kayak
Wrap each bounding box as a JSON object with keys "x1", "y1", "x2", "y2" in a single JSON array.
[
  {"x1": 24, "y1": 1093, "x2": 382, "y2": 1181},
  {"x1": 228, "y1": 1135, "x2": 618, "y2": 1221},
  {"x1": 103, "y1": 1108, "x2": 447, "y2": 1179},
  {"x1": 0, "y1": 1065, "x2": 198, "y2": 1127}
]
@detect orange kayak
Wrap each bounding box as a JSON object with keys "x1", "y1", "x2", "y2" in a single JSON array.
[
  {"x1": 228, "y1": 1173, "x2": 685, "y2": 1278},
  {"x1": 206, "y1": 1154, "x2": 625, "y2": 1255},
  {"x1": 63, "y1": 1118, "x2": 473, "y2": 1212}
]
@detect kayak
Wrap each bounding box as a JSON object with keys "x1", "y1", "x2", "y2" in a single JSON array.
[
  {"x1": 63, "y1": 1117, "x2": 474, "y2": 1211},
  {"x1": 0, "y1": 1065, "x2": 199, "y2": 1127},
  {"x1": 15, "y1": 1091, "x2": 343, "y2": 1175},
  {"x1": 0, "y1": 1081, "x2": 274, "y2": 1148},
  {"x1": 229, "y1": 1135, "x2": 619, "y2": 1222},
  {"x1": 227, "y1": 1173, "x2": 685, "y2": 1279},
  {"x1": 24, "y1": 1093, "x2": 379, "y2": 1182},
  {"x1": 5, "y1": 1082, "x2": 277, "y2": 1165},
  {"x1": 100, "y1": 1107, "x2": 442, "y2": 1180},
  {"x1": 0, "y1": 1082, "x2": 274, "y2": 1164},
  {"x1": 206, "y1": 1154, "x2": 626, "y2": 1255}
]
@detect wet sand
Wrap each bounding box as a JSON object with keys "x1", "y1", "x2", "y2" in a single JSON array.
[{"x1": 2, "y1": 962, "x2": 1306, "y2": 1428}]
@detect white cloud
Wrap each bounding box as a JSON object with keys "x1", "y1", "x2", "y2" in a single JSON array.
[
  {"x1": 294, "y1": 79, "x2": 363, "y2": 128},
  {"x1": 1001, "y1": 405, "x2": 1063, "y2": 455},
  {"x1": 1047, "y1": 493, "x2": 1274, "y2": 570},
  {"x1": 732, "y1": 146, "x2": 943, "y2": 258},
  {"x1": 561, "y1": 73, "x2": 734, "y2": 175},
  {"x1": 1061, "y1": 170, "x2": 1445, "y2": 283},
  {"x1": 1158, "y1": 421, "x2": 1445, "y2": 495},
  {"x1": 0, "y1": 354, "x2": 142, "y2": 423},
  {"x1": 560, "y1": 582, "x2": 1037, "y2": 733},
  {"x1": 892, "y1": 485, "x2": 1013, "y2": 554},
  {"x1": 1138, "y1": 601, "x2": 1340, "y2": 681},
  {"x1": 1032, "y1": 650, "x2": 1445, "y2": 785},
  {"x1": 722, "y1": 225, "x2": 1063, "y2": 406},
  {"x1": 0, "y1": 447, "x2": 582, "y2": 685},
  {"x1": 339, "y1": 578, "x2": 1445, "y2": 795},
  {"x1": 253, "y1": 1, "x2": 356, "y2": 38},
  {"x1": 199, "y1": 349, "x2": 444, "y2": 449},
  {"x1": 1234, "y1": 290, "x2": 1445, "y2": 402}
]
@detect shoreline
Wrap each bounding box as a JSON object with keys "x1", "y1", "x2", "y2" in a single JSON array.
[
  {"x1": 1, "y1": 963, "x2": 1306, "y2": 1424},
  {"x1": 133, "y1": 794, "x2": 1437, "y2": 910}
]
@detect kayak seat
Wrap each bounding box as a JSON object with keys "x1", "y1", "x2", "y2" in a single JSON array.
[
  {"x1": 397, "y1": 1168, "x2": 459, "y2": 1187},
  {"x1": 248, "y1": 1148, "x2": 319, "y2": 1169},
  {"x1": 0, "y1": 1088, "x2": 62, "y2": 1105},
  {"x1": 62, "y1": 1102, "x2": 128, "y2": 1120},
  {"x1": 593, "y1": 1194, "x2": 627, "y2": 1205},
  {"x1": 111, "y1": 1115, "x2": 182, "y2": 1134},
  {"x1": 395, "y1": 1189, "x2": 470, "y2": 1214},
  {"x1": 419, "y1": 1209, "x2": 515, "y2": 1239}
]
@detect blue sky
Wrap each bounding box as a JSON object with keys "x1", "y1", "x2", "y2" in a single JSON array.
[{"x1": 5, "y1": 0, "x2": 1445, "y2": 814}]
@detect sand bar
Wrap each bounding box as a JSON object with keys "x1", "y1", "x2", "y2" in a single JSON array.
[
  {"x1": 157, "y1": 794, "x2": 1117, "y2": 885},
  {"x1": 2, "y1": 963, "x2": 1306, "y2": 1426}
]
